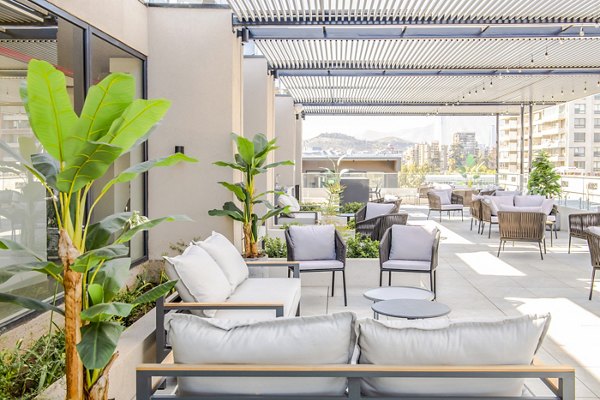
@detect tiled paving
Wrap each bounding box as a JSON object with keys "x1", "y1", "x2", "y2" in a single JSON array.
[{"x1": 278, "y1": 205, "x2": 600, "y2": 399}]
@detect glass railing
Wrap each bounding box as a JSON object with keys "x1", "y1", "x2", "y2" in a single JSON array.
[{"x1": 301, "y1": 171, "x2": 600, "y2": 210}]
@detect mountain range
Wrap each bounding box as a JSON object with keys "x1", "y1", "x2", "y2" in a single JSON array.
[{"x1": 303, "y1": 132, "x2": 414, "y2": 155}]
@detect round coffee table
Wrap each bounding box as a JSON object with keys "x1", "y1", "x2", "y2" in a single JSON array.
[
  {"x1": 363, "y1": 286, "x2": 435, "y2": 302},
  {"x1": 371, "y1": 299, "x2": 450, "y2": 320}
]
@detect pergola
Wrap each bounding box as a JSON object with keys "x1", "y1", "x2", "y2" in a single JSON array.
[{"x1": 227, "y1": 0, "x2": 600, "y2": 117}]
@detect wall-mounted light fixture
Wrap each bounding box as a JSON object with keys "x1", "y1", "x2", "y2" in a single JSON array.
[{"x1": 175, "y1": 146, "x2": 185, "y2": 154}]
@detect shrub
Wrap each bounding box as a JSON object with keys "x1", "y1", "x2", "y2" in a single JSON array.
[
  {"x1": 340, "y1": 202, "x2": 365, "y2": 214},
  {"x1": 263, "y1": 237, "x2": 287, "y2": 258},
  {"x1": 0, "y1": 330, "x2": 65, "y2": 400},
  {"x1": 300, "y1": 202, "x2": 322, "y2": 212},
  {"x1": 347, "y1": 234, "x2": 379, "y2": 258},
  {"x1": 528, "y1": 151, "x2": 562, "y2": 197}
]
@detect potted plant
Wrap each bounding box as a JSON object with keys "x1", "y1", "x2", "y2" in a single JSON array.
[
  {"x1": 528, "y1": 150, "x2": 562, "y2": 230},
  {"x1": 209, "y1": 133, "x2": 293, "y2": 258},
  {"x1": 320, "y1": 157, "x2": 348, "y2": 225},
  {"x1": 0, "y1": 60, "x2": 197, "y2": 400}
]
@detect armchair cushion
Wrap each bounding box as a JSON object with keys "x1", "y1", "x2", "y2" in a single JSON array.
[
  {"x1": 431, "y1": 189, "x2": 451, "y2": 205},
  {"x1": 382, "y1": 260, "x2": 431, "y2": 271},
  {"x1": 299, "y1": 260, "x2": 344, "y2": 271},
  {"x1": 497, "y1": 205, "x2": 541, "y2": 213},
  {"x1": 357, "y1": 314, "x2": 550, "y2": 397},
  {"x1": 488, "y1": 196, "x2": 514, "y2": 215},
  {"x1": 541, "y1": 199, "x2": 554, "y2": 215},
  {"x1": 495, "y1": 190, "x2": 521, "y2": 196},
  {"x1": 195, "y1": 232, "x2": 248, "y2": 290},
  {"x1": 514, "y1": 195, "x2": 544, "y2": 207},
  {"x1": 164, "y1": 245, "x2": 232, "y2": 317},
  {"x1": 288, "y1": 225, "x2": 336, "y2": 261},
  {"x1": 215, "y1": 278, "x2": 301, "y2": 320},
  {"x1": 440, "y1": 204, "x2": 463, "y2": 210},
  {"x1": 277, "y1": 193, "x2": 301, "y2": 213},
  {"x1": 365, "y1": 202, "x2": 395, "y2": 220},
  {"x1": 389, "y1": 225, "x2": 435, "y2": 262},
  {"x1": 167, "y1": 312, "x2": 357, "y2": 396}
]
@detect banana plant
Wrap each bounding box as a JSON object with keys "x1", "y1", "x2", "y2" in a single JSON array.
[
  {"x1": 0, "y1": 60, "x2": 197, "y2": 400},
  {"x1": 208, "y1": 133, "x2": 293, "y2": 258}
]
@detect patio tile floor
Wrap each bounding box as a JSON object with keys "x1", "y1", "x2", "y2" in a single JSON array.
[{"x1": 272, "y1": 205, "x2": 600, "y2": 399}]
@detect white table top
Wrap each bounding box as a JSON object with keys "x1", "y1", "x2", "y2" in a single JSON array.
[
  {"x1": 371, "y1": 299, "x2": 450, "y2": 319},
  {"x1": 363, "y1": 286, "x2": 435, "y2": 302}
]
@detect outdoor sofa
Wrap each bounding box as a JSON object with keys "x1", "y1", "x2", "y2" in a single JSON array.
[
  {"x1": 158, "y1": 231, "x2": 301, "y2": 361},
  {"x1": 137, "y1": 312, "x2": 574, "y2": 400}
]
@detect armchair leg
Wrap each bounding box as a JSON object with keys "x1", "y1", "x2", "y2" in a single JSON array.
[
  {"x1": 427, "y1": 209, "x2": 431, "y2": 219},
  {"x1": 331, "y1": 271, "x2": 335, "y2": 297},
  {"x1": 379, "y1": 270, "x2": 383, "y2": 287},
  {"x1": 439, "y1": 211, "x2": 442, "y2": 222},
  {"x1": 539, "y1": 242, "x2": 544, "y2": 260},
  {"x1": 590, "y1": 268, "x2": 597, "y2": 300},
  {"x1": 342, "y1": 270, "x2": 347, "y2": 306},
  {"x1": 388, "y1": 271, "x2": 392, "y2": 286},
  {"x1": 287, "y1": 268, "x2": 291, "y2": 278},
  {"x1": 488, "y1": 223, "x2": 492, "y2": 238},
  {"x1": 461, "y1": 209, "x2": 464, "y2": 222},
  {"x1": 544, "y1": 238, "x2": 547, "y2": 254},
  {"x1": 568, "y1": 236, "x2": 572, "y2": 254},
  {"x1": 470, "y1": 218, "x2": 473, "y2": 231},
  {"x1": 429, "y1": 271, "x2": 435, "y2": 299},
  {"x1": 497, "y1": 240, "x2": 503, "y2": 257}
]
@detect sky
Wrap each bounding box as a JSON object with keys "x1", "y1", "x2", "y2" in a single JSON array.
[{"x1": 303, "y1": 115, "x2": 497, "y2": 146}]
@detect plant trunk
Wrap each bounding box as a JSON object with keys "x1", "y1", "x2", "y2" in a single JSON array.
[
  {"x1": 59, "y1": 229, "x2": 84, "y2": 400},
  {"x1": 243, "y1": 223, "x2": 257, "y2": 258},
  {"x1": 85, "y1": 353, "x2": 118, "y2": 400}
]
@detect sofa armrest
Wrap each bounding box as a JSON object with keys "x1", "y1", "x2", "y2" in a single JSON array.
[{"x1": 246, "y1": 260, "x2": 300, "y2": 278}]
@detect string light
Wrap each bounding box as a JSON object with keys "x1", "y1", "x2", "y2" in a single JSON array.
[
  {"x1": 580, "y1": 27, "x2": 585, "y2": 37},
  {"x1": 545, "y1": 46, "x2": 549, "y2": 59},
  {"x1": 530, "y1": 54, "x2": 534, "y2": 64}
]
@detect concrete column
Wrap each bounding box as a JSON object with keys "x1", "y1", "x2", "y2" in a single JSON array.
[
  {"x1": 243, "y1": 56, "x2": 275, "y2": 219},
  {"x1": 274, "y1": 95, "x2": 297, "y2": 190},
  {"x1": 295, "y1": 114, "x2": 303, "y2": 199},
  {"x1": 147, "y1": 7, "x2": 243, "y2": 259},
  {"x1": 520, "y1": 104, "x2": 525, "y2": 191}
]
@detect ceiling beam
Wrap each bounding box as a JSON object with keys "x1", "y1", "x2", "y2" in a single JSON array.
[
  {"x1": 276, "y1": 68, "x2": 600, "y2": 77},
  {"x1": 299, "y1": 102, "x2": 555, "y2": 107}
]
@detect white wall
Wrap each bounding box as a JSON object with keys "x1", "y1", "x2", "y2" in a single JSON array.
[
  {"x1": 274, "y1": 95, "x2": 297, "y2": 189},
  {"x1": 49, "y1": 0, "x2": 148, "y2": 55},
  {"x1": 147, "y1": 7, "x2": 243, "y2": 259},
  {"x1": 243, "y1": 56, "x2": 275, "y2": 218}
]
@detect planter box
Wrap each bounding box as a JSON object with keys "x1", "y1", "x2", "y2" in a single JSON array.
[{"x1": 37, "y1": 307, "x2": 158, "y2": 400}]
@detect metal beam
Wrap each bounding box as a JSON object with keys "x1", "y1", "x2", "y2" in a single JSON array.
[
  {"x1": 303, "y1": 111, "x2": 521, "y2": 116},
  {"x1": 247, "y1": 24, "x2": 600, "y2": 40},
  {"x1": 276, "y1": 68, "x2": 600, "y2": 78},
  {"x1": 234, "y1": 16, "x2": 600, "y2": 26},
  {"x1": 300, "y1": 102, "x2": 558, "y2": 107}
]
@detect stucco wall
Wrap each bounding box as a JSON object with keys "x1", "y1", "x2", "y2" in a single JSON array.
[
  {"x1": 48, "y1": 0, "x2": 148, "y2": 54},
  {"x1": 147, "y1": 7, "x2": 242, "y2": 258}
]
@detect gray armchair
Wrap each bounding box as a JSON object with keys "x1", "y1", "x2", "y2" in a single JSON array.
[
  {"x1": 586, "y1": 227, "x2": 600, "y2": 300},
  {"x1": 285, "y1": 225, "x2": 347, "y2": 306},
  {"x1": 569, "y1": 212, "x2": 600, "y2": 253},
  {"x1": 355, "y1": 200, "x2": 403, "y2": 240},
  {"x1": 379, "y1": 225, "x2": 441, "y2": 298}
]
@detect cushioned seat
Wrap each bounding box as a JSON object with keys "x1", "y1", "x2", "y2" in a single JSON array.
[
  {"x1": 547, "y1": 215, "x2": 556, "y2": 222},
  {"x1": 299, "y1": 260, "x2": 344, "y2": 271},
  {"x1": 382, "y1": 260, "x2": 431, "y2": 271},
  {"x1": 215, "y1": 278, "x2": 301, "y2": 320},
  {"x1": 491, "y1": 216, "x2": 498, "y2": 223},
  {"x1": 441, "y1": 204, "x2": 463, "y2": 210}
]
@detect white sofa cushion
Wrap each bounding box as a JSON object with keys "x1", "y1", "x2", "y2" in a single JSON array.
[
  {"x1": 288, "y1": 225, "x2": 336, "y2": 260},
  {"x1": 488, "y1": 196, "x2": 514, "y2": 215},
  {"x1": 495, "y1": 190, "x2": 521, "y2": 196},
  {"x1": 277, "y1": 193, "x2": 301, "y2": 213},
  {"x1": 382, "y1": 260, "x2": 431, "y2": 271},
  {"x1": 497, "y1": 204, "x2": 542, "y2": 213},
  {"x1": 440, "y1": 204, "x2": 463, "y2": 210},
  {"x1": 357, "y1": 314, "x2": 550, "y2": 397},
  {"x1": 167, "y1": 312, "x2": 357, "y2": 396},
  {"x1": 389, "y1": 225, "x2": 436, "y2": 262},
  {"x1": 541, "y1": 199, "x2": 554, "y2": 215},
  {"x1": 431, "y1": 189, "x2": 451, "y2": 205},
  {"x1": 299, "y1": 260, "x2": 344, "y2": 271},
  {"x1": 365, "y1": 202, "x2": 395, "y2": 220},
  {"x1": 214, "y1": 278, "x2": 301, "y2": 320},
  {"x1": 195, "y1": 232, "x2": 248, "y2": 290},
  {"x1": 514, "y1": 195, "x2": 544, "y2": 207},
  {"x1": 164, "y1": 245, "x2": 232, "y2": 317}
]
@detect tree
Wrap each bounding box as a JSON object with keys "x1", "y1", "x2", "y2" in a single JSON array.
[
  {"x1": 209, "y1": 133, "x2": 293, "y2": 258},
  {"x1": 0, "y1": 60, "x2": 197, "y2": 399},
  {"x1": 527, "y1": 151, "x2": 562, "y2": 197}
]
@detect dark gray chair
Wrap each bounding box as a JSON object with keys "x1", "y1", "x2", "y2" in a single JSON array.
[
  {"x1": 586, "y1": 227, "x2": 600, "y2": 300},
  {"x1": 285, "y1": 225, "x2": 347, "y2": 306},
  {"x1": 378, "y1": 225, "x2": 441, "y2": 298},
  {"x1": 355, "y1": 200, "x2": 403, "y2": 240},
  {"x1": 569, "y1": 212, "x2": 600, "y2": 253}
]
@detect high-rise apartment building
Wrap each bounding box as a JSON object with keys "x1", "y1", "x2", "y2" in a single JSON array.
[{"x1": 498, "y1": 94, "x2": 600, "y2": 185}]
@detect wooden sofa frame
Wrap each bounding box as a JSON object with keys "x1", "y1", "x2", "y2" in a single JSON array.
[
  {"x1": 155, "y1": 261, "x2": 300, "y2": 362},
  {"x1": 136, "y1": 363, "x2": 575, "y2": 400}
]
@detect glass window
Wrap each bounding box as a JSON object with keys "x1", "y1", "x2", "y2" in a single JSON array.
[
  {"x1": 574, "y1": 161, "x2": 586, "y2": 169},
  {"x1": 89, "y1": 35, "x2": 145, "y2": 262},
  {"x1": 595, "y1": 94, "x2": 600, "y2": 101},
  {"x1": 574, "y1": 147, "x2": 586, "y2": 157},
  {"x1": 575, "y1": 104, "x2": 587, "y2": 114},
  {"x1": 595, "y1": 118, "x2": 600, "y2": 128},
  {"x1": 594, "y1": 148, "x2": 600, "y2": 157},
  {"x1": 574, "y1": 132, "x2": 586, "y2": 142},
  {"x1": 575, "y1": 118, "x2": 586, "y2": 128},
  {"x1": 594, "y1": 104, "x2": 600, "y2": 114},
  {"x1": 595, "y1": 132, "x2": 600, "y2": 142},
  {"x1": 594, "y1": 161, "x2": 600, "y2": 172},
  {"x1": 0, "y1": 17, "x2": 85, "y2": 325}
]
